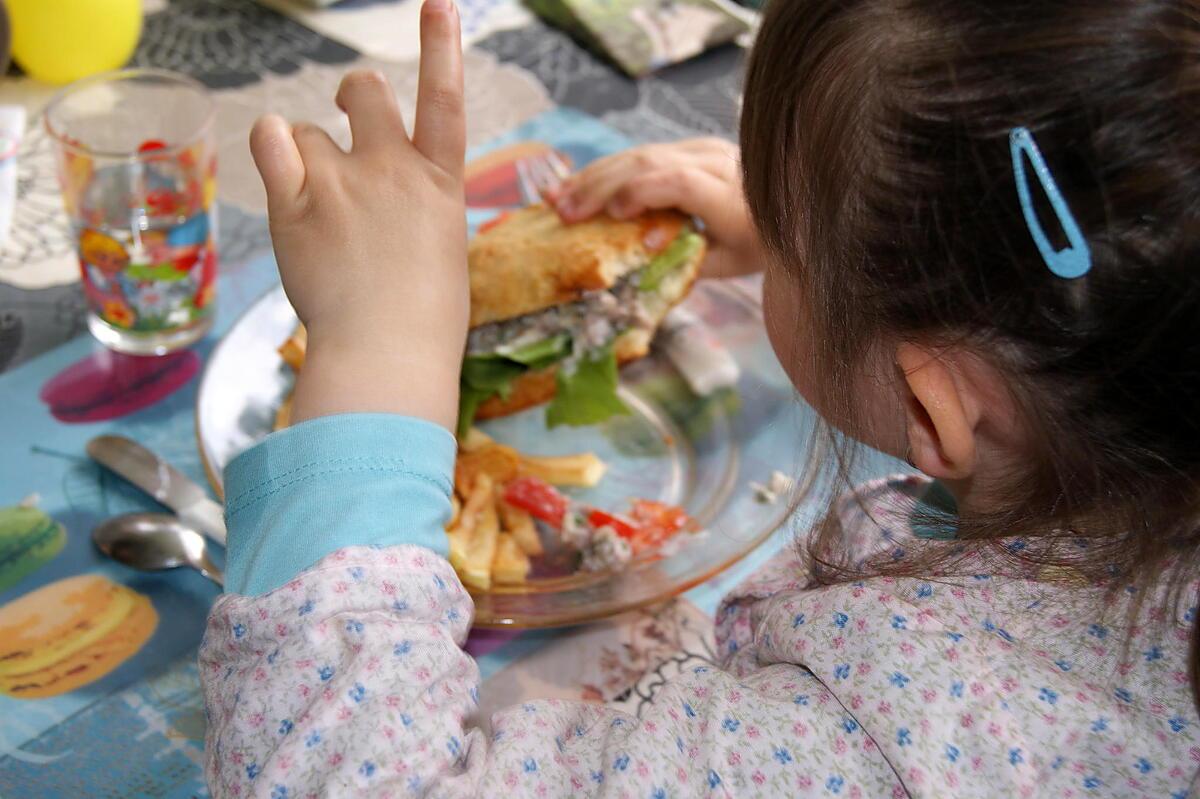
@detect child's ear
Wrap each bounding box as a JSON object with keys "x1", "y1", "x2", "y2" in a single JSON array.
[{"x1": 895, "y1": 343, "x2": 983, "y2": 481}]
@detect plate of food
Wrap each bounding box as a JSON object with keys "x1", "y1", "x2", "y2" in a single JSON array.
[{"x1": 196, "y1": 203, "x2": 824, "y2": 627}]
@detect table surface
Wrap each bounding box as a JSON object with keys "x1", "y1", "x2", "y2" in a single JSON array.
[{"x1": 0, "y1": 3, "x2": 849, "y2": 796}]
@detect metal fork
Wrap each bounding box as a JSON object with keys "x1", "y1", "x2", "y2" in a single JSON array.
[{"x1": 515, "y1": 149, "x2": 572, "y2": 205}]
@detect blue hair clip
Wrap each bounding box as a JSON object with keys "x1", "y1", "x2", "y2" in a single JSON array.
[{"x1": 1010, "y1": 126, "x2": 1091, "y2": 279}]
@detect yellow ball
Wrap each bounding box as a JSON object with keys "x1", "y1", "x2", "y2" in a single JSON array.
[{"x1": 9, "y1": 0, "x2": 143, "y2": 85}]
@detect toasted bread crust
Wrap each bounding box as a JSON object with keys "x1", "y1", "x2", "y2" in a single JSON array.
[{"x1": 468, "y1": 204, "x2": 690, "y2": 328}]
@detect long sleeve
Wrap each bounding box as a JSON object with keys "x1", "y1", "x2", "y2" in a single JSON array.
[
  {"x1": 201, "y1": 545, "x2": 902, "y2": 798},
  {"x1": 222, "y1": 413, "x2": 457, "y2": 596}
]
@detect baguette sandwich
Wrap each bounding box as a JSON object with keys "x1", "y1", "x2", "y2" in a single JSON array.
[
  {"x1": 276, "y1": 203, "x2": 706, "y2": 434},
  {"x1": 460, "y1": 203, "x2": 705, "y2": 433}
]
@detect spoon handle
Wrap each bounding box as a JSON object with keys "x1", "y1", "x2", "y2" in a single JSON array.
[{"x1": 196, "y1": 552, "x2": 225, "y2": 588}]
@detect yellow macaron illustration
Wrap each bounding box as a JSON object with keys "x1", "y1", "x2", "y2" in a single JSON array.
[{"x1": 0, "y1": 574, "x2": 158, "y2": 699}]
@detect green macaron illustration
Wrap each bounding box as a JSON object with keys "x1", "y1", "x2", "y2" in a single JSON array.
[{"x1": 0, "y1": 504, "x2": 67, "y2": 593}]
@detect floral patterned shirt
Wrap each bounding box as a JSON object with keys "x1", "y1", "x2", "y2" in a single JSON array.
[{"x1": 201, "y1": 476, "x2": 1200, "y2": 797}]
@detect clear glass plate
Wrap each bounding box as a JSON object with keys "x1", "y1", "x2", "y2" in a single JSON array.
[{"x1": 196, "y1": 279, "x2": 823, "y2": 627}]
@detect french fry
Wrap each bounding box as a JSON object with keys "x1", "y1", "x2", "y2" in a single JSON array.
[
  {"x1": 446, "y1": 524, "x2": 471, "y2": 573},
  {"x1": 273, "y1": 396, "x2": 293, "y2": 431},
  {"x1": 462, "y1": 473, "x2": 493, "y2": 519},
  {"x1": 518, "y1": 452, "x2": 608, "y2": 487},
  {"x1": 278, "y1": 325, "x2": 308, "y2": 371},
  {"x1": 449, "y1": 494, "x2": 462, "y2": 529},
  {"x1": 492, "y1": 533, "x2": 531, "y2": 585},
  {"x1": 445, "y1": 491, "x2": 479, "y2": 574},
  {"x1": 447, "y1": 475, "x2": 488, "y2": 574},
  {"x1": 460, "y1": 475, "x2": 499, "y2": 590},
  {"x1": 459, "y1": 427, "x2": 494, "y2": 452},
  {"x1": 498, "y1": 499, "x2": 542, "y2": 556},
  {"x1": 455, "y1": 444, "x2": 520, "y2": 496}
]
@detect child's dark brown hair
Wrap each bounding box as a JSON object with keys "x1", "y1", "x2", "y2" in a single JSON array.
[{"x1": 740, "y1": 0, "x2": 1200, "y2": 698}]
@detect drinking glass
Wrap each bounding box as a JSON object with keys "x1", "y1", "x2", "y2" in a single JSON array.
[{"x1": 45, "y1": 69, "x2": 217, "y2": 355}]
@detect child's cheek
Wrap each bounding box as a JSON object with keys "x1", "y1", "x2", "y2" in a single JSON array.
[
  {"x1": 762, "y1": 261, "x2": 903, "y2": 456},
  {"x1": 763, "y1": 263, "x2": 820, "y2": 409}
]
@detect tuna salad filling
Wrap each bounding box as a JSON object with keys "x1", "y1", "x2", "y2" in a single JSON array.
[{"x1": 466, "y1": 273, "x2": 650, "y2": 357}]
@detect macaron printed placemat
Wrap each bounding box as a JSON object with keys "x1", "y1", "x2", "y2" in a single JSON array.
[
  {"x1": 0, "y1": 574, "x2": 158, "y2": 700},
  {"x1": 0, "y1": 237, "x2": 274, "y2": 794},
  {"x1": 0, "y1": 108, "x2": 685, "y2": 797}
]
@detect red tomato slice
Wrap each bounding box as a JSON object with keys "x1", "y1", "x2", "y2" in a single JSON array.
[
  {"x1": 138, "y1": 139, "x2": 168, "y2": 154},
  {"x1": 504, "y1": 476, "x2": 568, "y2": 527},
  {"x1": 630, "y1": 500, "x2": 689, "y2": 529},
  {"x1": 629, "y1": 500, "x2": 691, "y2": 547},
  {"x1": 585, "y1": 509, "x2": 640, "y2": 539}
]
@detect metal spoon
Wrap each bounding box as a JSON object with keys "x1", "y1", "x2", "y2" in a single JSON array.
[{"x1": 93, "y1": 513, "x2": 224, "y2": 587}]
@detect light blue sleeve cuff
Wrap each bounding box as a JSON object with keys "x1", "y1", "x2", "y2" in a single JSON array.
[{"x1": 223, "y1": 413, "x2": 456, "y2": 596}]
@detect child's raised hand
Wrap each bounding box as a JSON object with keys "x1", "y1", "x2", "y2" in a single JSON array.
[
  {"x1": 548, "y1": 139, "x2": 765, "y2": 278},
  {"x1": 248, "y1": 0, "x2": 468, "y2": 431}
]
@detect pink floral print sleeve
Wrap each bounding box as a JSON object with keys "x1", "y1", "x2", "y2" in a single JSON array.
[{"x1": 201, "y1": 476, "x2": 1200, "y2": 797}]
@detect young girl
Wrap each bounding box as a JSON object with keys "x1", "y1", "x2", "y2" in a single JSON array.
[{"x1": 202, "y1": 0, "x2": 1200, "y2": 795}]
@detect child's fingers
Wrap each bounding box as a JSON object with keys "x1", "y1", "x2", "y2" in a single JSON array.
[
  {"x1": 555, "y1": 143, "x2": 737, "y2": 221},
  {"x1": 291, "y1": 122, "x2": 345, "y2": 179},
  {"x1": 677, "y1": 136, "x2": 740, "y2": 165},
  {"x1": 249, "y1": 114, "x2": 305, "y2": 206},
  {"x1": 606, "y1": 167, "x2": 741, "y2": 233},
  {"x1": 557, "y1": 151, "x2": 621, "y2": 191},
  {"x1": 555, "y1": 157, "x2": 641, "y2": 220},
  {"x1": 335, "y1": 70, "x2": 406, "y2": 154},
  {"x1": 682, "y1": 139, "x2": 742, "y2": 186},
  {"x1": 556, "y1": 152, "x2": 632, "y2": 203},
  {"x1": 413, "y1": 0, "x2": 465, "y2": 177}
]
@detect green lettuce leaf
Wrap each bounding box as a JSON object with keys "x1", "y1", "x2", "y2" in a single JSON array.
[
  {"x1": 457, "y1": 335, "x2": 573, "y2": 436},
  {"x1": 639, "y1": 230, "x2": 703, "y2": 292},
  {"x1": 500, "y1": 333, "x2": 571, "y2": 370},
  {"x1": 457, "y1": 384, "x2": 493, "y2": 438},
  {"x1": 461, "y1": 356, "x2": 526, "y2": 396},
  {"x1": 546, "y1": 342, "x2": 630, "y2": 428},
  {"x1": 458, "y1": 356, "x2": 524, "y2": 436}
]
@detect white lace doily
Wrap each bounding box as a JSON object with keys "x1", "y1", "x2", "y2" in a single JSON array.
[{"x1": 258, "y1": 0, "x2": 535, "y2": 63}]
